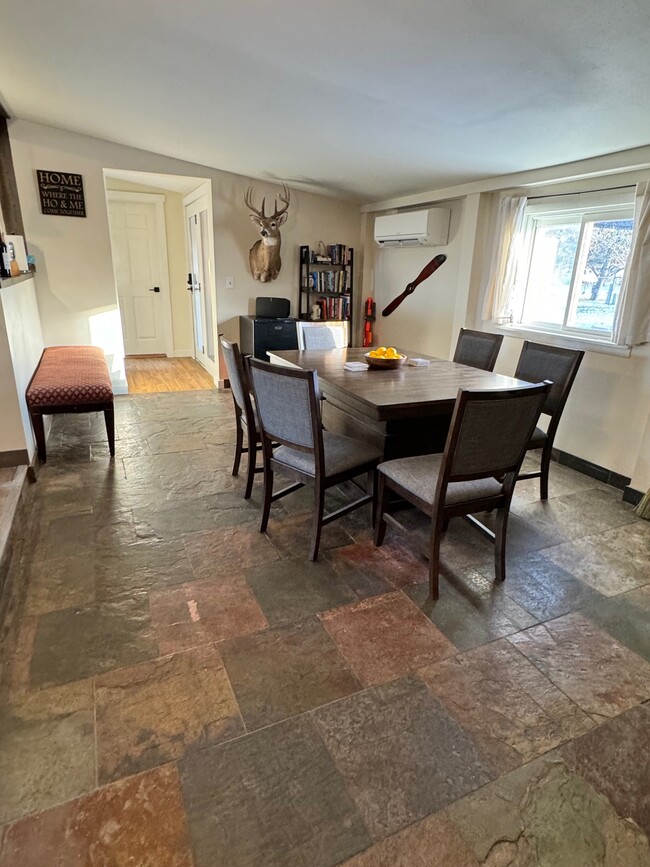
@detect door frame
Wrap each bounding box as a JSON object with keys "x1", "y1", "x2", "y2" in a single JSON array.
[
  {"x1": 107, "y1": 190, "x2": 175, "y2": 358},
  {"x1": 183, "y1": 182, "x2": 220, "y2": 382}
]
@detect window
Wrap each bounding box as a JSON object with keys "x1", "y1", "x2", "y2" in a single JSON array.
[{"x1": 508, "y1": 189, "x2": 635, "y2": 343}]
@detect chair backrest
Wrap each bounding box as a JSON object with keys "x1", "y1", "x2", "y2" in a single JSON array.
[
  {"x1": 514, "y1": 341, "x2": 584, "y2": 419},
  {"x1": 248, "y1": 359, "x2": 322, "y2": 453},
  {"x1": 219, "y1": 336, "x2": 254, "y2": 422},
  {"x1": 297, "y1": 321, "x2": 348, "y2": 350},
  {"x1": 442, "y1": 383, "x2": 551, "y2": 484},
  {"x1": 453, "y1": 328, "x2": 504, "y2": 372}
]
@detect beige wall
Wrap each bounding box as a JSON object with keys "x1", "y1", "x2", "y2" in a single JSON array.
[
  {"x1": 8, "y1": 120, "x2": 362, "y2": 382},
  {"x1": 368, "y1": 166, "x2": 650, "y2": 493},
  {"x1": 104, "y1": 178, "x2": 193, "y2": 355}
]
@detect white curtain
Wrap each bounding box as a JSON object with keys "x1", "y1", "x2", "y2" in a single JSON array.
[
  {"x1": 615, "y1": 182, "x2": 650, "y2": 346},
  {"x1": 481, "y1": 195, "x2": 527, "y2": 322}
]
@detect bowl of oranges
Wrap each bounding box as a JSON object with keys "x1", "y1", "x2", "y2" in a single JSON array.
[{"x1": 364, "y1": 346, "x2": 406, "y2": 369}]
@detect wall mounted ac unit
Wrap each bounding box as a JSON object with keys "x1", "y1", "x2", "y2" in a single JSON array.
[{"x1": 374, "y1": 208, "x2": 450, "y2": 247}]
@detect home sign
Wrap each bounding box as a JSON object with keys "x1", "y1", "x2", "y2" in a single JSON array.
[{"x1": 37, "y1": 169, "x2": 86, "y2": 218}]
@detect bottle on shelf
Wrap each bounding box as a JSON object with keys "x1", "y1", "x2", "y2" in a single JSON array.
[{"x1": 1, "y1": 235, "x2": 12, "y2": 279}]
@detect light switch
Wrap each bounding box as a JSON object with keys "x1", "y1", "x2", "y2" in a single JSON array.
[{"x1": 225, "y1": 276, "x2": 234, "y2": 289}]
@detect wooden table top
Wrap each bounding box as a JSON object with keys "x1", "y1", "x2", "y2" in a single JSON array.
[{"x1": 268, "y1": 347, "x2": 531, "y2": 421}]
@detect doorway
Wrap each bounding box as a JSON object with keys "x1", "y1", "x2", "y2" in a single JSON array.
[
  {"x1": 184, "y1": 186, "x2": 218, "y2": 380},
  {"x1": 104, "y1": 171, "x2": 220, "y2": 394},
  {"x1": 107, "y1": 191, "x2": 173, "y2": 356}
]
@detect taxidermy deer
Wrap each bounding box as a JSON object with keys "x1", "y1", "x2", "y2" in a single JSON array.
[{"x1": 245, "y1": 184, "x2": 290, "y2": 282}]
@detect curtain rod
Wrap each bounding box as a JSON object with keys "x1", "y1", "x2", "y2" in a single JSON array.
[{"x1": 528, "y1": 184, "x2": 635, "y2": 201}]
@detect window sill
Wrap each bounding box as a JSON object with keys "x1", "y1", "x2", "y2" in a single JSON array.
[{"x1": 495, "y1": 324, "x2": 632, "y2": 357}]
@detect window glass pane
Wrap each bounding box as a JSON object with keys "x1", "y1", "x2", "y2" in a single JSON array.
[
  {"x1": 521, "y1": 222, "x2": 579, "y2": 326},
  {"x1": 567, "y1": 218, "x2": 634, "y2": 333}
]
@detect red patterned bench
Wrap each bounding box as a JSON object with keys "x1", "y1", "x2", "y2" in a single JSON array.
[{"x1": 26, "y1": 346, "x2": 115, "y2": 463}]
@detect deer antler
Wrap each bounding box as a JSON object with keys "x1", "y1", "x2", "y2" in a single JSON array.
[
  {"x1": 271, "y1": 184, "x2": 290, "y2": 219},
  {"x1": 245, "y1": 186, "x2": 266, "y2": 219}
]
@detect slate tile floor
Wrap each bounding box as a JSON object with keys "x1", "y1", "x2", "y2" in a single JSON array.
[{"x1": 0, "y1": 389, "x2": 648, "y2": 865}]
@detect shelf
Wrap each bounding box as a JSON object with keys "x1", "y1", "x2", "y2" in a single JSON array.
[{"x1": 301, "y1": 290, "x2": 351, "y2": 297}]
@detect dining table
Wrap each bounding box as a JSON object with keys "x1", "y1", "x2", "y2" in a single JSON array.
[{"x1": 268, "y1": 346, "x2": 532, "y2": 460}]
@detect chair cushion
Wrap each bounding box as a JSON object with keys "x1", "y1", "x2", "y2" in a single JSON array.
[
  {"x1": 26, "y1": 346, "x2": 113, "y2": 408},
  {"x1": 379, "y1": 453, "x2": 503, "y2": 507},
  {"x1": 528, "y1": 426, "x2": 547, "y2": 449},
  {"x1": 274, "y1": 431, "x2": 381, "y2": 478}
]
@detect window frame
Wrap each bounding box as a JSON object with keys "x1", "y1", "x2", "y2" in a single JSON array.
[{"x1": 510, "y1": 192, "x2": 635, "y2": 346}]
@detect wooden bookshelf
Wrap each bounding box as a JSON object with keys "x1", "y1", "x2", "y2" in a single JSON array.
[{"x1": 298, "y1": 245, "x2": 353, "y2": 337}]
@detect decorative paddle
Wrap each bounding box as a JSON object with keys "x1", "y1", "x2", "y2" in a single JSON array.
[{"x1": 381, "y1": 254, "x2": 447, "y2": 317}]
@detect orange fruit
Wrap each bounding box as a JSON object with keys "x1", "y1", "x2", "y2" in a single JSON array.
[{"x1": 376, "y1": 346, "x2": 387, "y2": 356}]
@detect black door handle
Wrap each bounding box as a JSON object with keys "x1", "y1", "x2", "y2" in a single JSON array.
[{"x1": 149, "y1": 286, "x2": 160, "y2": 293}]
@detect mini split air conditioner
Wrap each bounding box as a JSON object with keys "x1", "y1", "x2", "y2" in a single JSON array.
[{"x1": 374, "y1": 208, "x2": 450, "y2": 247}]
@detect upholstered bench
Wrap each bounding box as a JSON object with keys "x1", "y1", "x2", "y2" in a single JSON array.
[{"x1": 26, "y1": 346, "x2": 115, "y2": 463}]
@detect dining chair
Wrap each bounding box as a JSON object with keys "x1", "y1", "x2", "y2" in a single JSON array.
[
  {"x1": 248, "y1": 359, "x2": 381, "y2": 560},
  {"x1": 219, "y1": 336, "x2": 261, "y2": 499},
  {"x1": 296, "y1": 320, "x2": 348, "y2": 350},
  {"x1": 514, "y1": 341, "x2": 584, "y2": 499},
  {"x1": 453, "y1": 328, "x2": 504, "y2": 371},
  {"x1": 374, "y1": 381, "x2": 550, "y2": 599}
]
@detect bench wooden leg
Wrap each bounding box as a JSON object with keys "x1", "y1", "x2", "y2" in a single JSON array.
[
  {"x1": 31, "y1": 412, "x2": 47, "y2": 463},
  {"x1": 104, "y1": 406, "x2": 115, "y2": 457}
]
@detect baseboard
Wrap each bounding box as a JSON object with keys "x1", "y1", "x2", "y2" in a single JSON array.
[
  {"x1": 623, "y1": 486, "x2": 643, "y2": 507},
  {"x1": 171, "y1": 349, "x2": 193, "y2": 358},
  {"x1": 552, "y1": 449, "x2": 631, "y2": 491},
  {"x1": 0, "y1": 449, "x2": 29, "y2": 468}
]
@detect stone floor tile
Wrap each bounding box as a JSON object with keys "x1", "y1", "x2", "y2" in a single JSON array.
[
  {"x1": 445, "y1": 754, "x2": 650, "y2": 866},
  {"x1": 133, "y1": 499, "x2": 219, "y2": 541},
  {"x1": 265, "y1": 510, "x2": 354, "y2": 558},
  {"x1": 508, "y1": 612, "x2": 650, "y2": 719},
  {"x1": 0, "y1": 683, "x2": 95, "y2": 824},
  {"x1": 325, "y1": 543, "x2": 403, "y2": 598},
  {"x1": 543, "y1": 524, "x2": 650, "y2": 596},
  {"x1": 483, "y1": 549, "x2": 605, "y2": 622},
  {"x1": 149, "y1": 572, "x2": 268, "y2": 651},
  {"x1": 147, "y1": 432, "x2": 208, "y2": 454},
  {"x1": 29, "y1": 594, "x2": 158, "y2": 687},
  {"x1": 561, "y1": 703, "x2": 650, "y2": 835},
  {"x1": 510, "y1": 456, "x2": 601, "y2": 509},
  {"x1": 580, "y1": 585, "x2": 650, "y2": 661},
  {"x1": 0, "y1": 764, "x2": 193, "y2": 867},
  {"x1": 420, "y1": 639, "x2": 594, "y2": 774},
  {"x1": 511, "y1": 485, "x2": 639, "y2": 543},
  {"x1": 95, "y1": 645, "x2": 243, "y2": 784},
  {"x1": 179, "y1": 714, "x2": 371, "y2": 867},
  {"x1": 319, "y1": 592, "x2": 455, "y2": 686},
  {"x1": 220, "y1": 617, "x2": 361, "y2": 730},
  {"x1": 94, "y1": 538, "x2": 196, "y2": 598},
  {"x1": 245, "y1": 557, "x2": 359, "y2": 625},
  {"x1": 23, "y1": 555, "x2": 95, "y2": 616},
  {"x1": 407, "y1": 569, "x2": 537, "y2": 651},
  {"x1": 314, "y1": 676, "x2": 493, "y2": 840},
  {"x1": 183, "y1": 524, "x2": 281, "y2": 580},
  {"x1": 340, "y1": 812, "x2": 479, "y2": 866}
]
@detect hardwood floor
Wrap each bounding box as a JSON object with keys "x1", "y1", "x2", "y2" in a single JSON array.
[{"x1": 125, "y1": 356, "x2": 215, "y2": 393}]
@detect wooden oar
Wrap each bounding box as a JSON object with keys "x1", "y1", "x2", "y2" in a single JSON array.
[{"x1": 381, "y1": 254, "x2": 447, "y2": 316}]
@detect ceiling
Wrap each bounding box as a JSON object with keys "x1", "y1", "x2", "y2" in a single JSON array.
[{"x1": 2, "y1": 0, "x2": 649, "y2": 202}]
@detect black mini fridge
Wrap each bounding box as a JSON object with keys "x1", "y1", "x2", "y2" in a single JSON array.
[{"x1": 239, "y1": 297, "x2": 298, "y2": 361}]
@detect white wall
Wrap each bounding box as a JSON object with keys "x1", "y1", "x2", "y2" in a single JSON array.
[
  {"x1": 9, "y1": 120, "x2": 362, "y2": 384},
  {"x1": 0, "y1": 276, "x2": 45, "y2": 459},
  {"x1": 368, "y1": 164, "x2": 650, "y2": 492}
]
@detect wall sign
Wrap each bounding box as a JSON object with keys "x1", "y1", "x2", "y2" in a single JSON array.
[{"x1": 37, "y1": 169, "x2": 86, "y2": 217}]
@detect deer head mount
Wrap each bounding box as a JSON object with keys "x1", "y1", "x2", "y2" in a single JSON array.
[{"x1": 245, "y1": 184, "x2": 291, "y2": 282}]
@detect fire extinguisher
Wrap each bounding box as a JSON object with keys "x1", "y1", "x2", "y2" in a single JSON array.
[{"x1": 363, "y1": 297, "x2": 376, "y2": 347}]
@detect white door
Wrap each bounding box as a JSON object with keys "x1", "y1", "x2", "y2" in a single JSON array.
[
  {"x1": 184, "y1": 192, "x2": 218, "y2": 377},
  {"x1": 108, "y1": 194, "x2": 171, "y2": 355}
]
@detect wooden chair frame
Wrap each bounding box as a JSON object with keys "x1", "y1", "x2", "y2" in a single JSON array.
[
  {"x1": 514, "y1": 341, "x2": 584, "y2": 499},
  {"x1": 375, "y1": 382, "x2": 550, "y2": 599},
  {"x1": 219, "y1": 336, "x2": 263, "y2": 500},
  {"x1": 249, "y1": 359, "x2": 378, "y2": 561}
]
